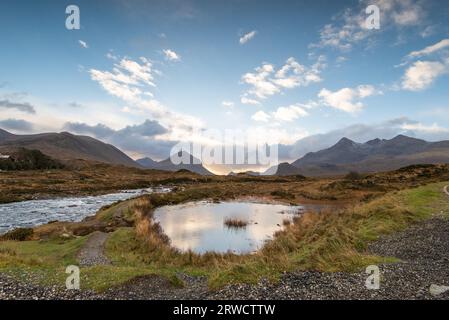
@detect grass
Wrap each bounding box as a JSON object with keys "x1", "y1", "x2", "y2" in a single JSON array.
[
  {"x1": 0, "y1": 236, "x2": 87, "y2": 286},
  {"x1": 224, "y1": 218, "x2": 249, "y2": 228},
  {"x1": 1, "y1": 180, "x2": 448, "y2": 291}
]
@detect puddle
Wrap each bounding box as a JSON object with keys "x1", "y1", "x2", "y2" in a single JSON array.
[{"x1": 153, "y1": 201, "x2": 304, "y2": 254}]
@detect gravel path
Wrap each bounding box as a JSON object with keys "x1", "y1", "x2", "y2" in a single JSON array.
[
  {"x1": 102, "y1": 273, "x2": 210, "y2": 300},
  {"x1": 77, "y1": 231, "x2": 111, "y2": 267}
]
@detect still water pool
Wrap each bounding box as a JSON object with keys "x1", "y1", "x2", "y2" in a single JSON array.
[{"x1": 153, "y1": 201, "x2": 304, "y2": 254}]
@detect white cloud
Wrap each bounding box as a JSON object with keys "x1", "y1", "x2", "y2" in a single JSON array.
[
  {"x1": 401, "y1": 60, "x2": 448, "y2": 91},
  {"x1": 118, "y1": 58, "x2": 156, "y2": 86},
  {"x1": 89, "y1": 57, "x2": 156, "y2": 101},
  {"x1": 420, "y1": 25, "x2": 436, "y2": 38},
  {"x1": 408, "y1": 39, "x2": 449, "y2": 58},
  {"x1": 272, "y1": 104, "x2": 309, "y2": 122},
  {"x1": 398, "y1": 39, "x2": 449, "y2": 90},
  {"x1": 78, "y1": 40, "x2": 88, "y2": 49},
  {"x1": 357, "y1": 84, "x2": 378, "y2": 98},
  {"x1": 89, "y1": 70, "x2": 141, "y2": 101},
  {"x1": 252, "y1": 103, "x2": 311, "y2": 123},
  {"x1": 336, "y1": 56, "x2": 347, "y2": 64},
  {"x1": 106, "y1": 52, "x2": 118, "y2": 60},
  {"x1": 312, "y1": 18, "x2": 366, "y2": 51},
  {"x1": 367, "y1": 0, "x2": 426, "y2": 26},
  {"x1": 163, "y1": 49, "x2": 181, "y2": 61},
  {"x1": 311, "y1": 0, "x2": 428, "y2": 51},
  {"x1": 318, "y1": 85, "x2": 379, "y2": 113},
  {"x1": 252, "y1": 110, "x2": 270, "y2": 122},
  {"x1": 241, "y1": 96, "x2": 261, "y2": 105},
  {"x1": 241, "y1": 64, "x2": 278, "y2": 99},
  {"x1": 239, "y1": 30, "x2": 257, "y2": 45},
  {"x1": 222, "y1": 101, "x2": 234, "y2": 107},
  {"x1": 400, "y1": 122, "x2": 449, "y2": 133},
  {"x1": 89, "y1": 56, "x2": 204, "y2": 137},
  {"x1": 241, "y1": 56, "x2": 325, "y2": 103}
]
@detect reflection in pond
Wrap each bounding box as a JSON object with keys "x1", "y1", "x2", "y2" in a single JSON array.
[{"x1": 153, "y1": 201, "x2": 304, "y2": 254}]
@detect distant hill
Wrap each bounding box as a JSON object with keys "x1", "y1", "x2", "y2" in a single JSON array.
[
  {"x1": 290, "y1": 135, "x2": 449, "y2": 176},
  {"x1": 0, "y1": 128, "x2": 140, "y2": 168},
  {"x1": 137, "y1": 152, "x2": 213, "y2": 175},
  {"x1": 0, "y1": 128, "x2": 14, "y2": 141},
  {"x1": 228, "y1": 171, "x2": 260, "y2": 176},
  {"x1": 136, "y1": 157, "x2": 159, "y2": 168},
  {"x1": 263, "y1": 162, "x2": 305, "y2": 176}
]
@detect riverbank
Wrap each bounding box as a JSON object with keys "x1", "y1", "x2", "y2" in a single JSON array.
[
  {"x1": 0, "y1": 164, "x2": 201, "y2": 204},
  {"x1": 0, "y1": 188, "x2": 164, "y2": 234}
]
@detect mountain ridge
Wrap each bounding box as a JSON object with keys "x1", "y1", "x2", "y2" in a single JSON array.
[
  {"x1": 0, "y1": 128, "x2": 140, "y2": 168},
  {"x1": 137, "y1": 152, "x2": 213, "y2": 175},
  {"x1": 290, "y1": 134, "x2": 449, "y2": 176}
]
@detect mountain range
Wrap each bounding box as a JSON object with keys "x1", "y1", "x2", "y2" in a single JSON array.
[
  {"x1": 137, "y1": 153, "x2": 213, "y2": 175},
  {"x1": 0, "y1": 128, "x2": 212, "y2": 175},
  {"x1": 2, "y1": 127, "x2": 449, "y2": 176},
  {"x1": 285, "y1": 135, "x2": 449, "y2": 176}
]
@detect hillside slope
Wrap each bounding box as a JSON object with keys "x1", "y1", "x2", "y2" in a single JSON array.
[{"x1": 0, "y1": 129, "x2": 140, "y2": 168}]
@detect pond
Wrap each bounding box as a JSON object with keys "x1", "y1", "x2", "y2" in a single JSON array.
[
  {"x1": 0, "y1": 187, "x2": 170, "y2": 234},
  {"x1": 153, "y1": 201, "x2": 306, "y2": 254}
]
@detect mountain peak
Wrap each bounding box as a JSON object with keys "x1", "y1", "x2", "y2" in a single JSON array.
[
  {"x1": 366, "y1": 138, "x2": 382, "y2": 146},
  {"x1": 136, "y1": 157, "x2": 158, "y2": 168},
  {"x1": 389, "y1": 134, "x2": 426, "y2": 144},
  {"x1": 334, "y1": 137, "x2": 356, "y2": 147},
  {"x1": 392, "y1": 134, "x2": 410, "y2": 140},
  {"x1": 392, "y1": 134, "x2": 416, "y2": 141}
]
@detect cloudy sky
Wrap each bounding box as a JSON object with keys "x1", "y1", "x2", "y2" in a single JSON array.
[{"x1": 1, "y1": 0, "x2": 449, "y2": 173}]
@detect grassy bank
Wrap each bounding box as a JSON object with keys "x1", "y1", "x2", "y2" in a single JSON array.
[{"x1": 1, "y1": 181, "x2": 447, "y2": 291}]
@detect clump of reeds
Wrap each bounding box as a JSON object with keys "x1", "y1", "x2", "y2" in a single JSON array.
[{"x1": 224, "y1": 217, "x2": 249, "y2": 228}]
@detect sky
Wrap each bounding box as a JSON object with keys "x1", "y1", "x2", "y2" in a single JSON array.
[{"x1": 0, "y1": 0, "x2": 449, "y2": 173}]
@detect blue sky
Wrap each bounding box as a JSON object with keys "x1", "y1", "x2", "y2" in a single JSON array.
[{"x1": 1, "y1": 0, "x2": 449, "y2": 171}]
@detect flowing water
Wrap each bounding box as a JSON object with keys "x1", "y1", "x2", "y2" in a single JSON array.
[
  {"x1": 0, "y1": 187, "x2": 170, "y2": 234},
  {"x1": 153, "y1": 201, "x2": 305, "y2": 254}
]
